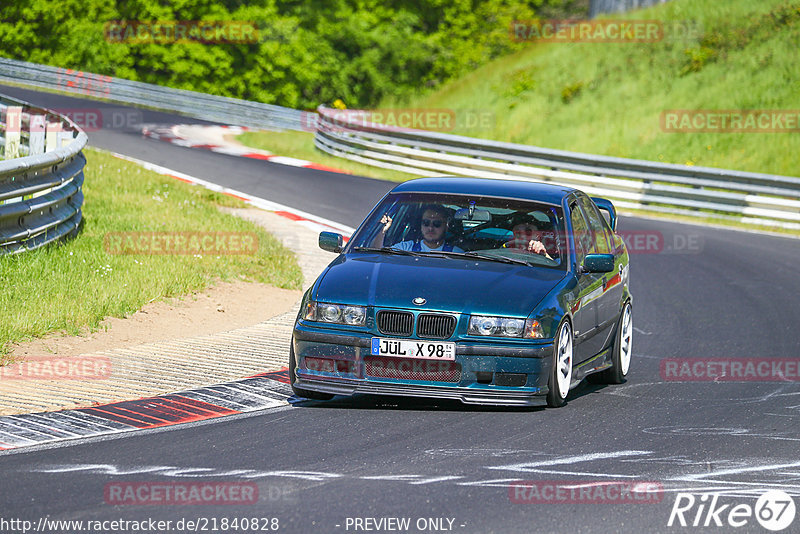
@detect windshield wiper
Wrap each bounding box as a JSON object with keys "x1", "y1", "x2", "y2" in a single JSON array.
[
  {"x1": 436, "y1": 250, "x2": 531, "y2": 266},
  {"x1": 352, "y1": 246, "x2": 424, "y2": 257},
  {"x1": 353, "y1": 247, "x2": 530, "y2": 265}
]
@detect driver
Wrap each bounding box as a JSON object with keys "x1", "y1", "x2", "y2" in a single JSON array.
[{"x1": 372, "y1": 204, "x2": 464, "y2": 252}]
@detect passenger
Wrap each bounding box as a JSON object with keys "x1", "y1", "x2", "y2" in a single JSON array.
[
  {"x1": 505, "y1": 221, "x2": 554, "y2": 260},
  {"x1": 372, "y1": 204, "x2": 464, "y2": 252}
]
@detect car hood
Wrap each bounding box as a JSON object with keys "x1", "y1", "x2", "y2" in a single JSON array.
[{"x1": 313, "y1": 252, "x2": 567, "y2": 317}]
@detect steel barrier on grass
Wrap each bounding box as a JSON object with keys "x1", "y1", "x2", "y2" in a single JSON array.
[
  {"x1": 314, "y1": 106, "x2": 800, "y2": 229},
  {"x1": 0, "y1": 93, "x2": 86, "y2": 254},
  {"x1": 0, "y1": 57, "x2": 309, "y2": 131},
  {"x1": 590, "y1": 0, "x2": 673, "y2": 18}
]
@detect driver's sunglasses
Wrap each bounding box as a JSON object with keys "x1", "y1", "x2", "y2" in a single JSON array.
[{"x1": 422, "y1": 219, "x2": 444, "y2": 228}]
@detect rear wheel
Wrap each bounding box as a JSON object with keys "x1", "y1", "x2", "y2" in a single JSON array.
[
  {"x1": 289, "y1": 341, "x2": 334, "y2": 401},
  {"x1": 546, "y1": 321, "x2": 573, "y2": 408},
  {"x1": 593, "y1": 302, "x2": 632, "y2": 385}
]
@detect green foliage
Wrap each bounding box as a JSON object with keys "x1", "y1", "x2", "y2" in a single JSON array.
[
  {"x1": 679, "y1": 47, "x2": 717, "y2": 75},
  {"x1": 392, "y1": 0, "x2": 800, "y2": 178},
  {"x1": 679, "y1": 2, "x2": 800, "y2": 76},
  {"x1": 560, "y1": 80, "x2": 584, "y2": 103},
  {"x1": 504, "y1": 69, "x2": 537, "y2": 98},
  {"x1": 0, "y1": 0, "x2": 578, "y2": 109}
]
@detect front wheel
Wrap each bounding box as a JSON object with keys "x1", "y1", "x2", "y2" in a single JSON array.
[
  {"x1": 289, "y1": 341, "x2": 334, "y2": 401},
  {"x1": 546, "y1": 321, "x2": 573, "y2": 408}
]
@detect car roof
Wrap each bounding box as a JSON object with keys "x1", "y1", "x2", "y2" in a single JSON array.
[{"x1": 389, "y1": 177, "x2": 577, "y2": 205}]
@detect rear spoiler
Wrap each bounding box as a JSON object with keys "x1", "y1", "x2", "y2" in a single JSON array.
[{"x1": 591, "y1": 197, "x2": 617, "y2": 231}]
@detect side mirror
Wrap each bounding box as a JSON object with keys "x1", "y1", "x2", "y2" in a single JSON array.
[
  {"x1": 319, "y1": 231, "x2": 344, "y2": 253},
  {"x1": 582, "y1": 253, "x2": 615, "y2": 273},
  {"x1": 591, "y1": 197, "x2": 617, "y2": 231}
]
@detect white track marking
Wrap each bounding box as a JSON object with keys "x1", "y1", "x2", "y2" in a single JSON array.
[
  {"x1": 674, "y1": 461, "x2": 800, "y2": 481},
  {"x1": 109, "y1": 151, "x2": 355, "y2": 235},
  {"x1": 522, "y1": 469, "x2": 638, "y2": 478},
  {"x1": 486, "y1": 450, "x2": 651, "y2": 472}
]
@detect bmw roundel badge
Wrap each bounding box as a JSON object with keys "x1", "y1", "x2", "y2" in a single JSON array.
[{"x1": 412, "y1": 297, "x2": 426, "y2": 305}]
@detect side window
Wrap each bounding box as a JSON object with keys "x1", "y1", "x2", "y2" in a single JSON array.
[
  {"x1": 569, "y1": 202, "x2": 593, "y2": 265},
  {"x1": 578, "y1": 196, "x2": 612, "y2": 254}
]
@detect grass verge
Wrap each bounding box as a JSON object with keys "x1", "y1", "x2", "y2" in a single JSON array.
[
  {"x1": 387, "y1": 0, "x2": 800, "y2": 177},
  {"x1": 0, "y1": 148, "x2": 303, "y2": 363}
]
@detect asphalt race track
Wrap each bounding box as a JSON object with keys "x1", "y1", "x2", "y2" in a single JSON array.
[{"x1": 2, "y1": 85, "x2": 800, "y2": 533}]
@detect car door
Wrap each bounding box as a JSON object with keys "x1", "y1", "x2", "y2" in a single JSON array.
[
  {"x1": 578, "y1": 195, "x2": 621, "y2": 352},
  {"x1": 568, "y1": 200, "x2": 605, "y2": 364}
]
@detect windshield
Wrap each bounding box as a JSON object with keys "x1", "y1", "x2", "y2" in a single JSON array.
[{"x1": 349, "y1": 192, "x2": 567, "y2": 269}]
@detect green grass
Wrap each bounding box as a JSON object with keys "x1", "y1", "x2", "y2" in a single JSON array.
[
  {"x1": 385, "y1": 0, "x2": 800, "y2": 177},
  {"x1": 237, "y1": 0, "x2": 800, "y2": 179},
  {"x1": 0, "y1": 148, "x2": 303, "y2": 363},
  {"x1": 236, "y1": 130, "x2": 417, "y2": 182}
]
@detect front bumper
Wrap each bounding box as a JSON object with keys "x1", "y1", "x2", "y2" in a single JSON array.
[{"x1": 293, "y1": 323, "x2": 554, "y2": 407}]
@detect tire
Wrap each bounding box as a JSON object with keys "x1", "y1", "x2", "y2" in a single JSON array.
[
  {"x1": 593, "y1": 301, "x2": 633, "y2": 385},
  {"x1": 546, "y1": 321, "x2": 573, "y2": 408},
  {"x1": 289, "y1": 342, "x2": 334, "y2": 401}
]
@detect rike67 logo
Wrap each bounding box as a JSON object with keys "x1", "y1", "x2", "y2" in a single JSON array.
[{"x1": 668, "y1": 490, "x2": 796, "y2": 531}]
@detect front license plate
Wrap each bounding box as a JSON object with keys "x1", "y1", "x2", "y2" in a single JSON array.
[{"x1": 371, "y1": 338, "x2": 456, "y2": 361}]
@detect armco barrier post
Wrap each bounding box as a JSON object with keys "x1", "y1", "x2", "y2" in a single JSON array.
[
  {"x1": 4, "y1": 105, "x2": 22, "y2": 159},
  {"x1": 45, "y1": 122, "x2": 61, "y2": 152},
  {"x1": 29, "y1": 115, "x2": 46, "y2": 155}
]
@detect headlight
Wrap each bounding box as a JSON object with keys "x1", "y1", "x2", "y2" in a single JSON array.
[
  {"x1": 342, "y1": 306, "x2": 366, "y2": 325},
  {"x1": 468, "y1": 316, "x2": 544, "y2": 339},
  {"x1": 304, "y1": 301, "x2": 366, "y2": 326}
]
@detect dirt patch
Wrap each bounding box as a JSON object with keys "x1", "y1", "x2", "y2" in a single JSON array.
[{"x1": 6, "y1": 280, "x2": 301, "y2": 361}]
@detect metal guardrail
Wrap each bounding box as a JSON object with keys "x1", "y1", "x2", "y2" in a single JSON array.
[
  {"x1": 0, "y1": 94, "x2": 86, "y2": 254},
  {"x1": 590, "y1": 0, "x2": 672, "y2": 18},
  {"x1": 314, "y1": 107, "x2": 800, "y2": 229},
  {"x1": 0, "y1": 57, "x2": 310, "y2": 131},
  {"x1": 3, "y1": 57, "x2": 797, "y2": 229}
]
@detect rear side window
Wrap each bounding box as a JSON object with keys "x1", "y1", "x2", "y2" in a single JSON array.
[
  {"x1": 570, "y1": 202, "x2": 593, "y2": 265},
  {"x1": 578, "y1": 196, "x2": 612, "y2": 254}
]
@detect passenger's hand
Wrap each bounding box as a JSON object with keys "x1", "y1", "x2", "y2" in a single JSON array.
[
  {"x1": 527, "y1": 240, "x2": 546, "y2": 255},
  {"x1": 380, "y1": 214, "x2": 393, "y2": 232}
]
